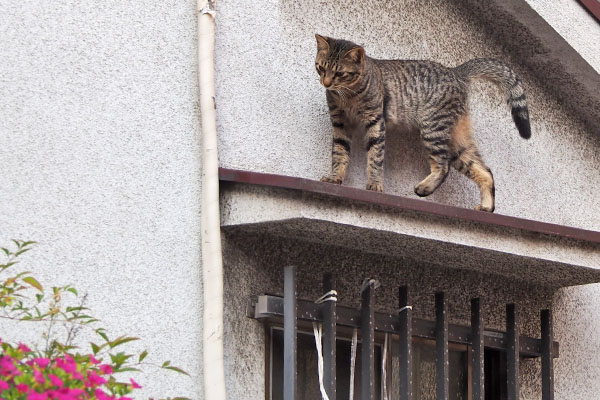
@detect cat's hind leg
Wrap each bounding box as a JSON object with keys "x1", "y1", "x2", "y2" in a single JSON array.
[
  {"x1": 414, "y1": 125, "x2": 452, "y2": 197},
  {"x1": 450, "y1": 115, "x2": 495, "y2": 212}
]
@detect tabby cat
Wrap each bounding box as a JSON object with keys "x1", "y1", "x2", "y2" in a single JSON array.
[{"x1": 315, "y1": 34, "x2": 531, "y2": 213}]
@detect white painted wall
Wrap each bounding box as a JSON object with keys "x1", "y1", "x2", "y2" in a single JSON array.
[{"x1": 0, "y1": 1, "x2": 202, "y2": 398}]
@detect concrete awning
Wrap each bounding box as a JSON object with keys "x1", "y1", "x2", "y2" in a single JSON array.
[{"x1": 220, "y1": 168, "x2": 600, "y2": 288}]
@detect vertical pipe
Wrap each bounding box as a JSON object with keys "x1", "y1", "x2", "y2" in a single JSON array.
[
  {"x1": 507, "y1": 304, "x2": 520, "y2": 400},
  {"x1": 197, "y1": 1, "x2": 226, "y2": 399},
  {"x1": 541, "y1": 309, "x2": 554, "y2": 400},
  {"x1": 435, "y1": 292, "x2": 449, "y2": 400},
  {"x1": 361, "y1": 281, "x2": 376, "y2": 400},
  {"x1": 323, "y1": 273, "x2": 337, "y2": 400},
  {"x1": 284, "y1": 266, "x2": 297, "y2": 400},
  {"x1": 399, "y1": 286, "x2": 412, "y2": 400},
  {"x1": 471, "y1": 298, "x2": 484, "y2": 400}
]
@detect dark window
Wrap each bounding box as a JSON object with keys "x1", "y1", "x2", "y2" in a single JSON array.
[
  {"x1": 268, "y1": 327, "x2": 509, "y2": 400},
  {"x1": 413, "y1": 339, "x2": 469, "y2": 400},
  {"x1": 269, "y1": 327, "x2": 383, "y2": 400},
  {"x1": 485, "y1": 349, "x2": 507, "y2": 400}
]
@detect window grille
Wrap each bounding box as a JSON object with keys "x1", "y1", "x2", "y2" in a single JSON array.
[{"x1": 249, "y1": 266, "x2": 558, "y2": 400}]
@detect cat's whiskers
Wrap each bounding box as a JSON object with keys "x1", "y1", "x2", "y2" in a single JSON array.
[{"x1": 339, "y1": 85, "x2": 359, "y2": 97}]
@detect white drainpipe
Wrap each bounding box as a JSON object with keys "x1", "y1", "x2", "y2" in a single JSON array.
[{"x1": 197, "y1": 1, "x2": 226, "y2": 399}]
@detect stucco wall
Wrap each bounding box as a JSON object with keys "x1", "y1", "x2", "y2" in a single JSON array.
[
  {"x1": 524, "y1": 0, "x2": 600, "y2": 73},
  {"x1": 215, "y1": 0, "x2": 600, "y2": 399},
  {"x1": 223, "y1": 232, "x2": 555, "y2": 399},
  {"x1": 215, "y1": 0, "x2": 600, "y2": 231},
  {"x1": 0, "y1": 1, "x2": 202, "y2": 398}
]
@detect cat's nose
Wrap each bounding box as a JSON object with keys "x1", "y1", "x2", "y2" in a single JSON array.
[{"x1": 323, "y1": 78, "x2": 332, "y2": 87}]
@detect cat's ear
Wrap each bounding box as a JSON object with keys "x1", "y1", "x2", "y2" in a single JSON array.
[
  {"x1": 344, "y1": 46, "x2": 365, "y2": 64},
  {"x1": 315, "y1": 34, "x2": 330, "y2": 52}
]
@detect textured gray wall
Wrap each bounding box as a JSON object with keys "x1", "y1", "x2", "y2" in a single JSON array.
[
  {"x1": 215, "y1": 0, "x2": 600, "y2": 231},
  {"x1": 214, "y1": 0, "x2": 600, "y2": 399},
  {"x1": 223, "y1": 232, "x2": 555, "y2": 399},
  {"x1": 1, "y1": 0, "x2": 599, "y2": 399},
  {"x1": 0, "y1": 1, "x2": 202, "y2": 398}
]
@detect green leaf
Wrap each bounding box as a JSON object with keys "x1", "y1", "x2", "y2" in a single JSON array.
[
  {"x1": 1, "y1": 248, "x2": 10, "y2": 256},
  {"x1": 109, "y1": 336, "x2": 139, "y2": 348},
  {"x1": 163, "y1": 366, "x2": 190, "y2": 376},
  {"x1": 113, "y1": 367, "x2": 141, "y2": 373},
  {"x1": 66, "y1": 287, "x2": 78, "y2": 296},
  {"x1": 138, "y1": 350, "x2": 148, "y2": 362},
  {"x1": 97, "y1": 329, "x2": 109, "y2": 343},
  {"x1": 15, "y1": 248, "x2": 32, "y2": 256},
  {"x1": 23, "y1": 277, "x2": 43, "y2": 292},
  {"x1": 91, "y1": 342, "x2": 100, "y2": 355},
  {"x1": 162, "y1": 360, "x2": 171, "y2": 367}
]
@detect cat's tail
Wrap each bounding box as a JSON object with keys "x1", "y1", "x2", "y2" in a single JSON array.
[{"x1": 455, "y1": 58, "x2": 531, "y2": 139}]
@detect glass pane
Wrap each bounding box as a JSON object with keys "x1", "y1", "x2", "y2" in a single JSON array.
[
  {"x1": 271, "y1": 328, "x2": 382, "y2": 400},
  {"x1": 412, "y1": 341, "x2": 468, "y2": 400}
]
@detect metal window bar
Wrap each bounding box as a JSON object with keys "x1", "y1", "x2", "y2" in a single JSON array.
[
  {"x1": 507, "y1": 303, "x2": 520, "y2": 400},
  {"x1": 471, "y1": 298, "x2": 485, "y2": 400},
  {"x1": 322, "y1": 273, "x2": 336, "y2": 400},
  {"x1": 283, "y1": 265, "x2": 297, "y2": 400},
  {"x1": 361, "y1": 280, "x2": 377, "y2": 400},
  {"x1": 260, "y1": 271, "x2": 558, "y2": 400},
  {"x1": 541, "y1": 309, "x2": 554, "y2": 400},
  {"x1": 398, "y1": 286, "x2": 412, "y2": 400},
  {"x1": 435, "y1": 292, "x2": 449, "y2": 400}
]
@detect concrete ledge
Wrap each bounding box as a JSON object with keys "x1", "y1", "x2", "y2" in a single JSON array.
[{"x1": 220, "y1": 168, "x2": 600, "y2": 288}]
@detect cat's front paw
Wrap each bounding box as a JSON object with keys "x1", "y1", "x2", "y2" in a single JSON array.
[
  {"x1": 414, "y1": 182, "x2": 434, "y2": 197},
  {"x1": 366, "y1": 182, "x2": 383, "y2": 192},
  {"x1": 475, "y1": 204, "x2": 495, "y2": 213},
  {"x1": 320, "y1": 175, "x2": 342, "y2": 184}
]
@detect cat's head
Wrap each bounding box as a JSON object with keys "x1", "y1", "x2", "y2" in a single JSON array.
[{"x1": 314, "y1": 34, "x2": 365, "y2": 90}]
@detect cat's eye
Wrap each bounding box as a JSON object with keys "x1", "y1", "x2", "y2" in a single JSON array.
[
  {"x1": 335, "y1": 71, "x2": 346, "y2": 78},
  {"x1": 316, "y1": 65, "x2": 325, "y2": 73}
]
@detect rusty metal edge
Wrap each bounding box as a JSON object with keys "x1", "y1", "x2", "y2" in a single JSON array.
[
  {"x1": 219, "y1": 168, "x2": 600, "y2": 244},
  {"x1": 579, "y1": 0, "x2": 600, "y2": 22}
]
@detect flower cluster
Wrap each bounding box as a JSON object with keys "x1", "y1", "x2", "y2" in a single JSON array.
[{"x1": 0, "y1": 340, "x2": 141, "y2": 400}]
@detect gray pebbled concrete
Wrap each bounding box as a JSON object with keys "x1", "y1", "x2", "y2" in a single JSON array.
[
  {"x1": 215, "y1": 0, "x2": 600, "y2": 231},
  {"x1": 223, "y1": 232, "x2": 554, "y2": 399}
]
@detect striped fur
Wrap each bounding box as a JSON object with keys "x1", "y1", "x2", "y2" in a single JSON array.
[{"x1": 316, "y1": 35, "x2": 532, "y2": 212}]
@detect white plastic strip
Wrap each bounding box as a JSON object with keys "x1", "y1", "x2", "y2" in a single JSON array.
[
  {"x1": 349, "y1": 328, "x2": 358, "y2": 400},
  {"x1": 382, "y1": 333, "x2": 389, "y2": 400},
  {"x1": 315, "y1": 289, "x2": 338, "y2": 304},
  {"x1": 313, "y1": 322, "x2": 330, "y2": 400}
]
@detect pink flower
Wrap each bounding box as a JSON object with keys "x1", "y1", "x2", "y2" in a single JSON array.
[
  {"x1": 18, "y1": 342, "x2": 32, "y2": 353},
  {"x1": 16, "y1": 383, "x2": 28, "y2": 393},
  {"x1": 49, "y1": 373, "x2": 63, "y2": 386},
  {"x1": 129, "y1": 378, "x2": 142, "y2": 389},
  {"x1": 98, "y1": 364, "x2": 113, "y2": 375},
  {"x1": 56, "y1": 357, "x2": 77, "y2": 374},
  {"x1": 33, "y1": 358, "x2": 51, "y2": 368},
  {"x1": 72, "y1": 371, "x2": 83, "y2": 380},
  {"x1": 86, "y1": 370, "x2": 107, "y2": 387},
  {"x1": 33, "y1": 369, "x2": 45, "y2": 384},
  {"x1": 0, "y1": 356, "x2": 15, "y2": 376},
  {"x1": 28, "y1": 393, "x2": 48, "y2": 400},
  {"x1": 0, "y1": 379, "x2": 9, "y2": 391},
  {"x1": 88, "y1": 355, "x2": 100, "y2": 365},
  {"x1": 95, "y1": 389, "x2": 112, "y2": 400}
]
